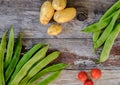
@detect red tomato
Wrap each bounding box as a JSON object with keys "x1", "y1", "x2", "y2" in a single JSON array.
[
  {"x1": 91, "y1": 68, "x2": 102, "y2": 79},
  {"x1": 84, "y1": 80, "x2": 94, "y2": 85},
  {"x1": 78, "y1": 71, "x2": 88, "y2": 82}
]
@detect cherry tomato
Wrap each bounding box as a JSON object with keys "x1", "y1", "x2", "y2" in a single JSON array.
[
  {"x1": 84, "y1": 80, "x2": 94, "y2": 85},
  {"x1": 78, "y1": 71, "x2": 88, "y2": 82},
  {"x1": 91, "y1": 68, "x2": 102, "y2": 79}
]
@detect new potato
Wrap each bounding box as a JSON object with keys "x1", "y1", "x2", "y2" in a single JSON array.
[
  {"x1": 40, "y1": 1, "x2": 54, "y2": 25},
  {"x1": 53, "y1": 8, "x2": 76, "y2": 23},
  {"x1": 52, "y1": 0, "x2": 67, "y2": 11},
  {"x1": 47, "y1": 24, "x2": 62, "y2": 36}
]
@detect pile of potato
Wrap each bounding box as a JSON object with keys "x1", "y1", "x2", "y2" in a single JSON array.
[{"x1": 40, "y1": 0, "x2": 77, "y2": 36}]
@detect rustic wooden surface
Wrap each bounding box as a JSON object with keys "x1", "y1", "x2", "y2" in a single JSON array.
[
  {"x1": 0, "y1": 0, "x2": 120, "y2": 85},
  {"x1": 50, "y1": 70, "x2": 120, "y2": 85}
]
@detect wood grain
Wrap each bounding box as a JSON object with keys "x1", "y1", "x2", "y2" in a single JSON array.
[
  {"x1": 0, "y1": 0, "x2": 120, "y2": 85},
  {"x1": 50, "y1": 70, "x2": 120, "y2": 85},
  {"x1": 21, "y1": 38, "x2": 120, "y2": 70}
]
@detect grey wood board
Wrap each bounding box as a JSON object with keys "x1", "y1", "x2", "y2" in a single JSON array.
[
  {"x1": 50, "y1": 70, "x2": 120, "y2": 85},
  {"x1": 21, "y1": 38, "x2": 120, "y2": 70},
  {"x1": 0, "y1": 0, "x2": 120, "y2": 85}
]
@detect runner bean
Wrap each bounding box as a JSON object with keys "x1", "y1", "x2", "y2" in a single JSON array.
[
  {"x1": 5, "y1": 27, "x2": 14, "y2": 69},
  {"x1": 0, "y1": 31, "x2": 7, "y2": 85},
  {"x1": 82, "y1": 12, "x2": 115, "y2": 32},
  {"x1": 27, "y1": 63, "x2": 68, "y2": 85},
  {"x1": 37, "y1": 70, "x2": 62, "y2": 85},
  {"x1": 100, "y1": 0, "x2": 120, "y2": 21},
  {"x1": 82, "y1": 0, "x2": 120, "y2": 32},
  {"x1": 9, "y1": 43, "x2": 44, "y2": 82},
  {"x1": 19, "y1": 51, "x2": 60, "y2": 85},
  {"x1": 99, "y1": 23, "x2": 120, "y2": 62},
  {"x1": 93, "y1": 30, "x2": 101, "y2": 52},
  {"x1": 5, "y1": 33, "x2": 22, "y2": 82},
  {"x1": 94, "y1": 9, "x2": 120, "y2": 50},
  {"x1": 9, "y1": 46, "x2": 49, "y2": 85}
]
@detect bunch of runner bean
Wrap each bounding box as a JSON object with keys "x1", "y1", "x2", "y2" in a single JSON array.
[
  {"x1": 82, "y1": 0, "x2": 120, "y2": 62},
  {"x1": 40, "y1": 0, "x2": 77, "y2": 36},
  {"x1": 0, "y1": 27, "x2": 67, "y2": 85}
]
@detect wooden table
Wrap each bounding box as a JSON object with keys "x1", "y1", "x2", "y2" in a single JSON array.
[{"x1": 0, "y1": 0, "x2": 120, "y2": 85}]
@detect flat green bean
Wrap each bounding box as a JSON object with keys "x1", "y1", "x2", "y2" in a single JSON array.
[
  {"x1": 0, "y1": 31, "x2": 7, "y2": 85},
  {"x1": 5, "y1": 33, "x2": 22, "y2": 82},
  {"x1": 9, "y1": 46, "x2": 49, "y2": 85},
  {"x1": 5, "y1": 27, "x2": 14, "y2": 69},
  {"x1": 19, "y1": 51, "x2": 60, "y2": 85},
  {"x1": 37, "y1": 70, "x2": 62, "y2": 85},
  {"x1": 82, "y1": 0, "x2": 120, "y2": 32},
  {"x1": 100, "y1": 0, "x2": 120, "y2": 21},
  {"x1": 99, "y1": 23, "x2": 120, "y2": 62},
  {"x1": 27, "y1": 63, "x2": 68, "y2": 85},
  {"x1": 94, "y1": 9, "x2": 120, "y2": 50},
  {"x1": 9, "y1": 43, "x2": 44, "y2": 83},
  {"x1": 93, "y1": 31, "x2": 101, "y2": 44},
  {"x1": 82, "y1": 11, "x2": 115, "y2": 32},
  {"x1": 93, "y1": 30, "x2": 101, "y2": 52}
]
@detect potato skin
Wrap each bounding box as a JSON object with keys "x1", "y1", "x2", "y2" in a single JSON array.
[
  {"x1": 40, "y1": 1, "x2": 54, "y2": 25},
  {"x1": 47, "y1": 24, "x2": 62, "y2": 36},
  {"x1": 52, "y1": 0, "x2": 67, "y2": 11},
  {"x1": 53, "y1": 8, "x2": 76, "y2": 23}
]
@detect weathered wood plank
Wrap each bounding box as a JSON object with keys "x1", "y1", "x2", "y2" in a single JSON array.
[
  {"x1": 0, "y1": 0, "x2": 119, "y2": 38},
  {"x1": 0, "y1": 0, "x2": 120, "y2": 84},
  {"x1": 50, "y1": 70, "x2": 120, "y2": 85},
  {"x1": 21, "y1": 38, "x2": 120, "y2": 70}
]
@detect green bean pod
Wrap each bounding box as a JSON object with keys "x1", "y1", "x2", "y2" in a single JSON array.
[
  {"x1": 81, "y1": 21, "x2": 107, "y2": 32},
  {"x1": 0, "y1": 31, "x2": 7, "y2": 85},
  {"x1": 37, "y1": 70, "x2": 62, "y2": 85},
  {"x1": 9, "y1": 43, "x2": 44, "y2": 83},
  {"x1": 5, "y1": 27, "x2": 14, "y2": 69},
  {"x1": 27, "y1": 63, "x2": 68, "y2": 85},
  {"x1": 93, "y1": 30, "x2": 101, "y2": 52},
  {"x1": 100, "y1": 0, "x2": 120, "y2": 21},
  {"x1": 9, "y1": 46, "x2": 49, "y2": 85},
  {"x1": 5, "y1": 33, "x2": 22, "y2": 82},
  {"x1": 94, "y1": 10, "x2": 120, "y2": 50},
  {"x1": 82, "y1": 0, "x2": 120, "y2": 32},
  {"x1": 19, "y1": 51, "x2": 60, "y2": 85},
  {"x1": 93, "y1": 31, "x2": 101, "y2": 44},
  {"x1": 99, "y1": 23, "x2": 120, "y2": 62},
  {"x1": 82, "y1": 12, "x2": 115, "y2": 32}
]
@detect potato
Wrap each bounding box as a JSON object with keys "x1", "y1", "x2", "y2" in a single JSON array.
[
  {"x1": 52, "y1": 0, "x2": 67, "y2": 11},
  {"x1": 47, "y1": 24, "x2": 62, "y2": 36},
  {"x1": 40, "y1": 1, "x2": 54, "y2": 25},
  {"x1": 53, "y1": 8, "x2": 76, "y2": 23}
]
